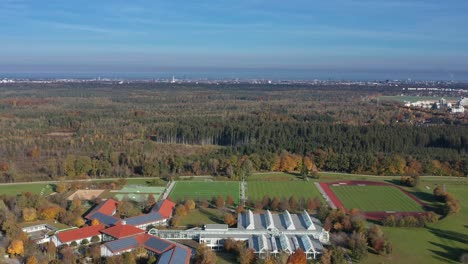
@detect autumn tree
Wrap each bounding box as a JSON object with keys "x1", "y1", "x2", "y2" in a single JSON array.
[
  {"x1": 224, "y1": 213, "x2": 237, "y2": 226},
  {"x1": 320, "y1": 248, "x2": 332, "y2": 264},
  {"x1": 237, "y1": 245, "x2": 255, "y2": 264},
  {"x1": 349, "y1": 231, "x2": 368, "y2": 260},
  {"x1": 288, "y1": 196, "x2": 299, "y2": 212},
  {"x1": 175, "y1": 205, "x2": 187, "y2": 217},
  {"x1": 91, "y1": 219, "x2": 101, "y2": 226},
  {"x1": 40, "y1": 206, "x2": 64, "y2": 220},
  {"x1": 25, "y1": 255, "x2": 39, "y2": 264},
  {"x1": 270, "y1": 197, "x2": 280, "y2": 211},
  {"x1": 195, "y1": 244, "x2": 217, "y2": 264},
  {"x1": 287, "y1": 248, "x2": 307, "y2": 264},
  {"x1": 216, "y1": 196, "x2": 225, "y2": 209},
  {"x1": 73, "y1": 217, "x2": 85, "y2": 227},
  {"x1": 7, "y1": 240, "x2": 24, "y2": 256},
  {"x1": 22, "y1": 208, "x2": 37, "y2": 222},
  {"x1": 146, "y1": 194, "x2": 156, "y2": 209},
  {"x1": 226, "y1": 195, "x2": 234, "y2": 206},
  {"x1": 184, "y1": 199, "x2": 196, "y2": 211},
  {"x1": 46, "y1": 242, "x2": 56, "y2": 260}
]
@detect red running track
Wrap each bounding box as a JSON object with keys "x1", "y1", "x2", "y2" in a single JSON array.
[{"x1": 319, "y1": 181, "x2": 428, "y2": 221}]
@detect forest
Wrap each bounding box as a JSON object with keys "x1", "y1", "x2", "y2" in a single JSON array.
[{"x1": 0, "y1": 82, "x2": 467, "y2": 182}]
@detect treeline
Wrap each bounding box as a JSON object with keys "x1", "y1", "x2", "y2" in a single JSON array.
[
  {"x1": 1, "y1": 83, "x2": 467, "y2": 181},
  {"x1": 151, "y1": 118, "x2": 468, "y2": 176}
]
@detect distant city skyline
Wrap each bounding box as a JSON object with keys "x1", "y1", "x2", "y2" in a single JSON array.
[{"x1": 1, "y1": 0, "x2": 468, "y2": 79}]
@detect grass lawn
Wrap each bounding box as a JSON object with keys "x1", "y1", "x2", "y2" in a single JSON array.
[
  {"x1": 247, "y1": 181, "x2": 323, "y2": 201},
  {"x1": 169, "y1": 181, "x2": 240, "y2": 204},
  {"x1": 216, "y1": 252, "x2": 238, "y2": 264},
  {"x1": 247, "y1": 172, "x2": 301, "y2": 181},
  {"x1": 364, "y1": 183, "x2": 468, "y2": 264},
  {"x1": 330, "y1": 185, "x2": 424, "y2": 212},
  {"x1": 0, "y1": 183, "x2": 54, "y2": 196},
  {"x1": 177, "y1": 208, "x2": 225, "y2": 227}
]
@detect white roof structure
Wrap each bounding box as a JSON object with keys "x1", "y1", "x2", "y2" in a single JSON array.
[
  {"x1": 283, "y1": 210, "x2": 295, "y2": 230},
  {"x1": 302, "y1": 210, "x2": 316, "y2": 230}
]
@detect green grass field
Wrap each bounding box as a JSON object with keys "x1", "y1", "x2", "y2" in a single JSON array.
[
  {"x1": 364, "y1": 183, "x2": 468, "y2": 264},
  {"x1": 330, "y1": 185, "x2": 424, "y2": 212},
  {"x1": 247, "y1": 181, "x2": 323, "y2": 201},
  {"x1": 0, "y1": 183, "x2": 54, "y2": 196},
  {"x1": 169, "y1": 181, "x2": 240, "y2": 203},
  {"x1": 177, "y1": 208, "x2": 224, "y2": 227},
  {"x1": 247, "y1": 172, "x2": 301, "y2": 181}
]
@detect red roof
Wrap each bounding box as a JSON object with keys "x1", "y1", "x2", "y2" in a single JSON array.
[
  {"x1": 156, "y1": 199, "x2": 176, "y2": 218},
  {"x1": 57, "y1": 224, "x2": 105, "y2": 243},
  {"x1": 100, "y1": 223, "x2": 145, "y2": 239},
  {"x1": 85, "y1": 199, "x2": 119, "y2": 219}
]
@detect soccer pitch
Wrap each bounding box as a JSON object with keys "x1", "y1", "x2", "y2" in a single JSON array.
[
  {"x1": 169, "y1": 181, "x2": 240, "y2": 204},
  {"x1": 330, "y1": 185, "x2": 424, "y2": 212},
  {"x1": 247, "y1": 181, "x2": 323, "y2": 201}
]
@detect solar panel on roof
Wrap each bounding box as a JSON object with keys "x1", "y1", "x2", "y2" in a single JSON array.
[
  {"x1": 145, "y1": 236, "x2": 172, "y2": 252},
  {"x1": 124, "y1": 213, "x2": 163, "y2": 226},
  {"x1": 171, "y1": 246, "x2": 190, "y2": 263},
  {"x1": 157, "y1": 248, "x2": 174, "y2": 264},
  {"x1": 106, "y1": 237, "x2": 139, "y2": 252},
  {"x1": 91, "y1": 212, "x2": 120, "y2": 225}
]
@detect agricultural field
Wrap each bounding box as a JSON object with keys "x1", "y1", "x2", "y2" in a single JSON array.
[
  {"x1": 169, "y1": 181, "x2": 240, "y2": 204},
  {"x1": 330, "y1": 185, "x2": 424, "y2": 212},
  {"x1": 247, "y1": 181, "x2": 323, "y2": 201}
]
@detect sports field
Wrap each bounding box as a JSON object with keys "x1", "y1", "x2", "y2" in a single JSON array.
[
  {"x1": 330, "y1": 185, "x2": 424, "y2": 212},
  {"x1": 0, "y1": 183, "x2": 54, "y2": 196},
  {"x1": 247, "y1": 181, "x2": 323, "y2": 201},
  {"x1": 169, "y1": 181, "x2": 240, "y2": 203}
]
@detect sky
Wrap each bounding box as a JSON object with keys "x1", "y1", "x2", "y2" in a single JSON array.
[{"x1": 1, "y1": 0, "x2": 468, "y2": 79}]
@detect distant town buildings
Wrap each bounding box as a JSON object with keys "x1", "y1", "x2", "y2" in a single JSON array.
[{"x1": 404, "y1": 97, "x2": 465, "y2": 114}]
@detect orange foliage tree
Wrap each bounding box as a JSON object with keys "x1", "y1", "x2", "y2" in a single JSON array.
[
  {"x1": 91, "y1": 219, "x2": 101, "y2": 226},
  {"x1": 22, "y1": 208, "x2": 37, "y2": 222},
  {"x1": 7, "y1": 240, "x2": 24, "y2": 256},
  {"x1": 40, "y1": 206, "x2": 64, "y2": 220},
  {"x1": 287, "y1": 248, "x2": 307, "y2": 264}
]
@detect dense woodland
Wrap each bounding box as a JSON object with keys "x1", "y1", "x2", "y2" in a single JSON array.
[{"x1": 0, "y1": 82, "x2": 467, "y2": 182}]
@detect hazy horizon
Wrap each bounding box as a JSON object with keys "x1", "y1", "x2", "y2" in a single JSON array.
[{"x1": 2, "y1": 0, "x2": 468, "y2": 78}]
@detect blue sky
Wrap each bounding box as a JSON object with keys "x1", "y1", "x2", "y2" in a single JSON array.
[{"x1": 1, "y1": 0, "x2": 468, "y2": 78}]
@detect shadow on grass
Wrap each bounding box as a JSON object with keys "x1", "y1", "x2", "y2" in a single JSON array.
[
  {"x1": 384, "y1": 179, "x2": 403, "y2": 186},
  {"x1": 408, "y1": 191, "x2": 438, "y2": 204},
  {"x1": 199, "y1": 207, "x2": 224, "y2": 224},
  {"x1": 426, "y1": 227, "x2": 468, "y2": 245},
  {"x1": 428, "y1": 242, "x2": 466, "y2": 263},
  {"x1": 426, "y1": 227, "x2": 468, "y2": 262},
  {"x1": 216, "y1": 252, "x2": 237, "y2": 263}
]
